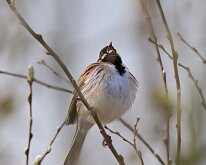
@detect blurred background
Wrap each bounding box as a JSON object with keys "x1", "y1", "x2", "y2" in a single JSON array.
[{"x1": 0, "y1": 0, "x2": 206, "y2": 164}]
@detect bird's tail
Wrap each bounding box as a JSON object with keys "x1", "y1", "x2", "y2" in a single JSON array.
[{"x1": 64, "y1": 120, "x2": 93, "y2": 165}]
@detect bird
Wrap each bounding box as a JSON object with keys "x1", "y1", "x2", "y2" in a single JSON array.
[{"x1": 64, "y1": 42, "x2": 138, "y2": 165}]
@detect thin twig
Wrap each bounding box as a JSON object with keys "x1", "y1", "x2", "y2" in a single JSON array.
[
  {"x1": 105, "y1": 126, "x2": 133, "y2": 147},
  {"x1": 139, "y1": 1, "x2": 171, "y2": 164},
  {"x1": 119, "y1": 118, "x2": 165, "y2": 165},
  {"x1": 25, "y1": 65, "x2": 34, "y2": 165},
  {"x1": 37, "y1": 60, "x2": 69, "y2": 83},
  {"x1": 37, "y1": 59, "x2": 74, "y2": 89},
  {"x1": 105, "y1": 118, "x2": 144, "y2": 165},
  {"x1": 139, "y1": 0, "x2": 168, "y2": 94},
  {"x1": 155, "y1": 1, "x2": 182, "y2": 164},
  {"x1": 148, "y1": 37, "x2": 173, "y2": 60},
  {"x1": 35, "y1": 120, "x2": 66, "y2": 164},
  {"x1": 178, "y1": 63, "x2": 206, "y2": 111},
  {"x1": 133, "y1": 117, "x2": 144, "y2": 165},
  {"x1": 5, "y1": 1, "x2": 125, "y2": 164},
  {"x1": 0, "y1": 70, "x2": 72, "y2": 93},
  {"x1": 177, "y1": 32, "x2": 206, "y2": 64},
  {"x1": 162, "y1": 113, "x2": 171, "y2": 165}
]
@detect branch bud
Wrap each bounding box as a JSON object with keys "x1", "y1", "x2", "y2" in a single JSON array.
[
  {"x1": 27, "y1": 64, "x2": 34, "y2": 83},
  {"x1": 34, "y1": 155, "x2": 42, "y2": 165}
]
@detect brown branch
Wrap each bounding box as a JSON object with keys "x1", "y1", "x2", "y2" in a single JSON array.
[
  {"x1": 148, "y1": 37, "x2": 173, "y2": 60},
  {"x1": 0, "y1": 70, "x2": 72, "y2": 93},
  {"x1": 139, "y1": 1, "x2": 171, "y2": 164},
  {"x1": 178, "y1": 63, "x2": 206, "y2": 111},
  {"x1": 35, "y1": 120, "x2": 66, "y2": 164},
  {"x1": 105, "y1": 126, "x2": 133, "y2": 148},
  {"x1": 139, "y1": 0, "x2": 168, "y2": 94},
  {"x1": 37, "y1": 59, "x2": 74, "y2": 89},
  {"x1": 105, "y1": 118, "x2": 144, "y2": 165},
  {"x1": 119, "y1": 118, "x2": 165, "y2": 165},
  {"x1": 37, "y1": 60, "x2": 69, "y2": 84},
  {"x1": 133, "y1": 118, "x2": 144, "y2": 165},
  {"x1": 162, "y1": 113, "x2": 171, "y2": 165},
  {"x1": 5, "y1": 1, "x2": 124, "y2": 164},
  {"x1": 177, "y1": 32, "x2": 206, "y2": 64},
  {"x1": 155, "y1": 1, "x2": 182, "y2": 164},
  {"x1": 25, "y1": 65, "x2": 34, "y2": 165}
]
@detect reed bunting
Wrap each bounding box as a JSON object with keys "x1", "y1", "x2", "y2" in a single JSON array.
[{"x1": 64, "y1": 42, "x2": 138, "y2": 165}]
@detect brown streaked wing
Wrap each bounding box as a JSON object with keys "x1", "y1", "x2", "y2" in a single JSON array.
[{"x1": 65, "y1": 63, "x2": 99, "y2": 125}]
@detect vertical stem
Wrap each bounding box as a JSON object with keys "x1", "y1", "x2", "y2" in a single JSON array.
[
  {"x1": 163, "y1": 113, "x2": 171, "y2": 165},
  {"x1": 139, "y1": 1, "x2": 171, "y2": 164},
  {"x1": 155, "y1": 1, "x2": 182, "y2": 164},
  {"x1": 25, "y1": 65, "x2": 34, "y2": 165}
]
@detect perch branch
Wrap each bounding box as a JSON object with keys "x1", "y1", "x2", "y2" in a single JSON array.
[{"x1": 5, "y1": 1, "x2": 124, "y2": 164}]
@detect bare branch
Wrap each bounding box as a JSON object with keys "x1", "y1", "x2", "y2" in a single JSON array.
[
  {"x1": 148, "y1": 37, "x2": 173, "y2": 60},
  {"x1": 37, "y1": 60, "x2": 69, "y2": 84},
  {"x1": 37, "y1": 59, "x2": 74, "y2": 89},
  {"x1": 177, "y1": 32, "x2": 206, "y2": 64},
  {"x1": 25, "y1": 65, "x2": 34, "y2": 165},
  {"x1": 155, "y1": 1, "x2": 182, "y2": 164},
  {"x1": 105, "y1": 118, "x2": 144, "y2": 165},
  {"x1": 178, "y1": 63, "x2": 206, "y2": 111},
  {"x1": 139, "y1": 1, "x2": 171, "y2": 164},
  {"x1": 105, "y1": 126, "x2": 133, "y2": 146},
  {"x1": 133, "y1": 117, "x2": 144, "y2": 165},
  {"x1": 139, "y1": 0, "x2": 168, "y2": 95},
  {"x1": 162, "y1": 113, "x2": 172, "y2": 165},
  {"x1": 119, "y1": 118, "x2": 165, "y2": 165},
  {"x1": 35, "y1": 120, "x2": 66, "y2": 164},
  {"x1": 0, "y1": 70, "x2": 72, "y2": 93},
  {"x1": 5, "y1": 1, "x2": 125, "y2": 164}
]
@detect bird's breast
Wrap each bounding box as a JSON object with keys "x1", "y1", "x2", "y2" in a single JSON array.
[{"x1": 77, "y1": 63, "x2": 137, "y2": 124}]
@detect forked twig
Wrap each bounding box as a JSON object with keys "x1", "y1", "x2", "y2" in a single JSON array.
[
  {"x1": 178, "y1": 63, "x2": 206, "y2": 111},
  {"x1": 119, "y1": 118, "x2": 165, "y2": 165},
  {"x1": 37, "y1": 60, "x2": 68, "y2": 83},
  {"x1": 139, "y1": 0, "x2": 168, "y2": 94},
  {"x1": 105, "y1": 118, "x2": 144, "y2": 165},
  {"x1": 177, "y1": 32, "x2": 206, "y2": 64},
  {"x1": 148, "y1": 37, "x2": 173, "y2": 60},
  {"x1": 104, "y1": 126, "x2": 134, "y2": 148},
  {"x1": 37, "y1": 60, "x2": 74, "y2": 89},
  {"x1": 155, "y1": 1, "x2": 182, "y2": 164}
]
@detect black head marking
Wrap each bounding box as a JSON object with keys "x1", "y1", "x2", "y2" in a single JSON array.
[{"x1": 98, "y1": 42, "x2": 125, "y2": 75}]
